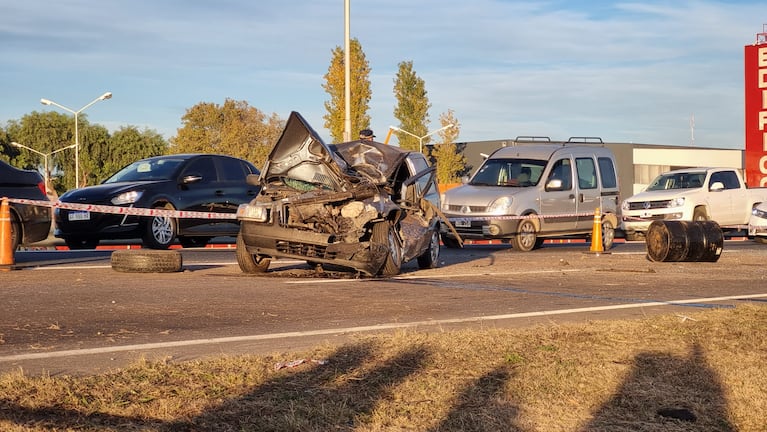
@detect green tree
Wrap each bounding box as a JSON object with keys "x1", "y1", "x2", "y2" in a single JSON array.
[
  {"x1": 431, "y1": 109, "x2": 466, "y2": 184},
  {"x1": 170, "y1": 99, "x2": 284, "y2": 170},
  {"x1": 392, "y1": 60, "x2": 431, "y2": 152},
  {"x1": 96, "y1": 126, "x2": 168, "y2": 181},
  {"x1": 322, "y1": 38, "x2": 372, "y2": 142}
]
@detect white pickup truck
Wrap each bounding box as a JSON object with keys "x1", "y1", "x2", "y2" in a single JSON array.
[{"x1": 620, "y1": 167, "x2": 767, "y2": 240}]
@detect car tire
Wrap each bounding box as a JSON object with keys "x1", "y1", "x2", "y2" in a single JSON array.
[
  {"x1": 9, "y1": 211, "x2": 21, "y2": 252},
  {"x1": 602, "y1": 219, "x2": 615, "y2": 250},
  {"x1": 440, "y1": 233, "x2": 461, "y2": 249},
  {"x1": 510, "y1": 219, "x2": 538, "y2": 252},
  {"x1": 754, "y1": 236, "x2": 767, "y2": 244},
  {"x1": 142, "y1": 207, "x2": 176, "y2": 250},
  {"x1": 417, "y1": 229, "x2": 440, "y2": 269},
  {"x1": 236, "y1": 233, "x2": 270, "y2": 273},
  {"x1": 65, "y1": 237, "x2": 100, "y2": 250},
  {"x1": 372, "y1": 220, "x2": 402, "y2": 276},
  {"x1": 111, "y1": 249, "x2": 182, "y2": 273},
  {"x1": 179, "y1": 236, "x2": 211, "y2": 248}
]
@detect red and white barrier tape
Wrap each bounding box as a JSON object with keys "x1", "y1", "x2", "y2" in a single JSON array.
[
  {"x1": 2, "y1": 197, "x2": 237, "y2": 220},
  {"x1": 446, "y1": 211, "x2": 596, "y2": 222}
]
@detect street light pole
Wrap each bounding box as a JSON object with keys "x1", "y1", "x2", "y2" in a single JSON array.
[
  {"x1": 40, "y1": 92, "x2": 112, "y2": 188},
  {"x1": 389, "y1": 124, "x2": 456, "y2": 153},
  {"x1": 11, "y1": 141, "x2": 77, "y2": 195}
]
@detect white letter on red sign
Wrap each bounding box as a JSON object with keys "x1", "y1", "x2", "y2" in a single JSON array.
[
  {"x1": 760, "y1": 70, "x2": 767, "y2": 88},
  {"x1": 759, "y1": 47, "x2": 767, "y2": 67},
  {"x1": 761, "y1": 112, "x2": 767, "y2": 131}
]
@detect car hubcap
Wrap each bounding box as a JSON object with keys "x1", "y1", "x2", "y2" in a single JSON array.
[{"x1": 152, "y1": 216, "x2": 174, "y2": 245}]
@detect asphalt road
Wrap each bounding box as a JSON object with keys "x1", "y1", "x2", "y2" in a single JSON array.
[{"x1": 2, "y1": 240, "x2": 766, "y2": 376}]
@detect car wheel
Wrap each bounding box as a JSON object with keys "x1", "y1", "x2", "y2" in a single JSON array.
[
  {"x1": 417, "y1": 229, "x2": 440, "y2": 269},
  {"x1": 179, "y1": 236, "x2": 211, "y2": 248},
  {"x1": 9, "y1": 211, "x2": 21, "y2": 252},
  {"x1": 602, "y1": 219, "x2": 615, "y2": 250},
  {"x1": 511, "y1": 219, "x2": 538, "y2": 252},
  {"x1": 143, "y1": 208, "x2": 176, "y2": 250},
  {"x1": 693, "y1": 208, "x2": 708, "y2": 221},
  {"x1": 440, "y1": 233, "x2": 461, "y2": 249},
  {"x1": 372, "y1": 221, "x2": 402, "y2": 276},
  {"x1": 624, "y1": 232, "x2": 643, "y2": 242},
  {"x1": 111, "y1": 249, "x2": 182, "y2": 273},
  {"x1": 754, "y1": 236, "x2": 767, "y2": 244},
  {"x1": 65, "y1": 237, "x2": 100, "y2": 250},
  {"x1": 236, "y1": 233, "x2": 270, "y2": 273}
]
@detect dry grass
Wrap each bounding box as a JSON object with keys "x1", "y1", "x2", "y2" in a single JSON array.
[{"x1": 1, "y1": 304, "x2": 766, "y2": 431}]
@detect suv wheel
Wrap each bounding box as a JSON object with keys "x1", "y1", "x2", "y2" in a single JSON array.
[
  {"x1": 143, "y1": 208, "x2": 176, "y2": 249},
  {"x1": 179, "y1": 236, "x2": 211, "y2": 248}
]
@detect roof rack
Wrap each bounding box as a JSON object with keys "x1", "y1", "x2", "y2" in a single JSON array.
[
  {"x1": 566, "y1": 136, "x2": 604, "y2": 145},
  {"x1": 514, "y1": 136, "x2": 551, "y2": 143}
]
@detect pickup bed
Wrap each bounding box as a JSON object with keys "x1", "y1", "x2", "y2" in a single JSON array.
[{"x1": 620, "y1": 167, "x2": 767, "y2": 239}]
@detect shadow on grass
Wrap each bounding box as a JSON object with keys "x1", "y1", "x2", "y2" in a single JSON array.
[{"x1": 585, "y1": 343, "x2": 735, "y2": 431}]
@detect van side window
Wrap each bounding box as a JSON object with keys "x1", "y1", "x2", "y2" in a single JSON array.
[
  {"x1": 547, "y1": 159, "x2": 572, "y2": 190},
  {"x1": 576, "y1": 157, "x2": 597, "y2": 190},
  {"x1": 597, "y1": 157, "x2": 617, "y2": 189}
]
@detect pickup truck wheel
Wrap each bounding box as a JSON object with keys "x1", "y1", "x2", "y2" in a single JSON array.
[
  {"x1": 511, "y1": 219, "x2": 538, "y2": 252},
  {"x1": 602, "y1": 220, "x2": 615, "y2": 250},
  {"x1": 440, "y1": 233, "x2": 461, "y2": 249},
  {"x1": 417, "y1": 229, "x2": 440, "y2": 269},
  {"x1": 372, "y1": 221, "x2": 402, "y2": 276},
  {"x1": 693, "y1": 208, "x2": 708, "y2": 221},
  {"x1": 236, "y1": 233, "x2": 270, "y2": 273}
]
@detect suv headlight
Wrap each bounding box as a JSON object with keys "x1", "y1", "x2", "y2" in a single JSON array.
[
  {"x1": 111, "y1": 190, "x2": 143, "y2": 205},
  {"x1": 668, "y1": 197, "x2": 685, "y2": 208},
  {"x1": 237, "y1": 203, "x2": 269, "y2": 222},
  {"x1": 487, "y1": 196, "x2": 513, "y2": 215}
]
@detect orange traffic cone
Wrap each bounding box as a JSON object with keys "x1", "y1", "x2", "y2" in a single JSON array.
[
  {"x1": 1, "y1": 198, "x2": 15, "y2": 271},
  {"x1": 588, "y1": 207, "x2": 604, "y2": 255}
]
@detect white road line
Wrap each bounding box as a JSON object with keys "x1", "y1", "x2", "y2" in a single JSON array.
[
  {"x1": 285, "y1": 269, "x2": 585, "y2": 284},
  {"x1": 2, "y1": 293, "x2": 765, "y2": 363}
]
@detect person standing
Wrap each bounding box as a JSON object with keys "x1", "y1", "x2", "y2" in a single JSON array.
[{"x1": 359, "y1": 129, "x2": 375, "y2": 141}]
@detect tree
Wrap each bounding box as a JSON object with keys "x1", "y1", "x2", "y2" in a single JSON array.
[
  {"x1": 97, "y1": 126, "x2": 168, "y2": 180},
  {"x1": 392, "y1": 61, "x2": 431, "y2": 152},
  {"x1": 322, "y1": 38, "x2": 372, "y2": 142},
  {"x1": 431, "y1": 109, "x2": 466, "y2": 184},
  {"x1": 170, "y1": 99, "x2": 284, "y2": 170}
]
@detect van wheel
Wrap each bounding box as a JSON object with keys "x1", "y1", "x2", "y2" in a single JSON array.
[
  {"x1": 511, "y1": 219, "x2": 538, "y2": 252},
  {"x1": 417, "y1": 229, "x2": 440, "y2": 269},
  {"x1": 440, "y1": 233, "x2": 461, "y2": 249},
  {"x1": 602, "y1": 220, "x2": 615, "y2": 250},
  {"x1": 236, "y1": 233, "x2": 270, "y2": 273},
  {"x1": 372, "y1": 221, "x2": 402, "y2": 276}
]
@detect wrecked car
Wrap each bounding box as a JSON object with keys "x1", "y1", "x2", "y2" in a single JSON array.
[{"x1": 236, "y1": 111, "x2": 442, "y2": 276}]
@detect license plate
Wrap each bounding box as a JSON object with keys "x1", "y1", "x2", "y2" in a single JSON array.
[
  {"x1": 68, "y1": 211, "x2": 91, "y2": 221},
  {"x1": 454, "y1": 219, "x2": 471, "y2": 228}
]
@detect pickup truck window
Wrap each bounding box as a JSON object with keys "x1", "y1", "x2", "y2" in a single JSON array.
[
  {"x1": 709, "y1": 171, "x2": 740, "y2": 190},
  {"x1": 646, "y1": 172, "x2": 706, "y2": 191}
]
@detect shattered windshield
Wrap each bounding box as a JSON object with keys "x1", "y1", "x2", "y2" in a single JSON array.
[
  {"x1": 646, "y1": 172, "x2": 706, "y2": 191},
  {"x1": 470, "y1": 158, "x2": 546, "y2": 186}
]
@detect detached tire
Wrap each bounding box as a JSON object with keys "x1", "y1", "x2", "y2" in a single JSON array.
[{"x1": 111, "y1": 249, "x2": 183, "y2": 273}]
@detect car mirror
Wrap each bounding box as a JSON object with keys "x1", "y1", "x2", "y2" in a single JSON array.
[
  {"x1": 181, "y1": 174, "x2": 203, "y2": 184},
  {"x1": 246, "y1": 173, "x2": 261, "y2": 186},
  {"x1": 461, "y1": 175, "x2": 470, "y2": 184},
  {"x1": 710, "y1": 181, "x2": 725, "y2": 191},
  {"x1": 545, "y1": 179, "x2": 563, "y2": 191}
]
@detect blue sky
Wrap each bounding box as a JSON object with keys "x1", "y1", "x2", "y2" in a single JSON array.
[{"x1": 1, "y1": 0, "x2": 764, "y2": 149}]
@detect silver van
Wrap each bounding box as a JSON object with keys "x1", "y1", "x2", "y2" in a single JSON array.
[{"x1": 440, "y1": 141, "x2": 620, "y2": 251}]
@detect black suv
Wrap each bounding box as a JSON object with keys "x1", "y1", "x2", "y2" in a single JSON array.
[
  {"x1": 55, "y1": 154, "x2": 259, "y2": 249},
  {"x1": 0, "y1": 160, "x2": 52, "y2": 250}
]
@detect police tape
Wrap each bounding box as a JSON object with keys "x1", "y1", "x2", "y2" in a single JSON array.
[
  {"x1": 3, "y1": 196, "x2": 602, "y2": 222},
  {"x1": 3, "y1": 197, "x2": 237, "y2": 220}
]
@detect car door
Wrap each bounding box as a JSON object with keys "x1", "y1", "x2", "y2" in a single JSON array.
[
  {"x1": 540, "y1": 157, "x2": 578, "y2": 232},
  {"x1": 175, "y1": 156, "x2": 231, "y2": 234},
  {"x1": 707, "y1": 170, "x2": 741, "y2": 224}
]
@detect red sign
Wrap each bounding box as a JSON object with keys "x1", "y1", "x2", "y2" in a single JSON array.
[{"x1": 744, "y1": 43, "x2": 767, "y2": 187}]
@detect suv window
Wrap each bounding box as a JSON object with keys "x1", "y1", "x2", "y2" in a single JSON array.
[
  {"x1": 598, "y1": 157, "x2": 617, "y2": 189},
  {"x1": 219, "y1": 157, "x2": 252, "y2": 181}
]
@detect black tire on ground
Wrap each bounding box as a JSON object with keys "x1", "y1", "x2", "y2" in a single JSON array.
[
  {"x1": 65, "y1": 237, "x2": 100, "y2": 250},
  {"x1": 179, "y1": 236, "x2": 211, "y2": 248},
  {"x1": 236, "y1": 233, "x2": 270, "y2": 273},
  {"x1": 111, "y1": 249, "x2": 183, "y2": 273},
  {"x1": 440, "y1": 233, "x2": 461, "y2": 249},
  {"x1": 417, "y1": 229, "x2": 440, "y2": 269},
  {"x1": 510, "y1": 219, "x2": 538, "y2": 252},
  {"x1": 142, "y1": 207, "x2": 176, "y2": 250},
  {"x1": 372, "y1": 220, "x2": 402, "y2": 276}
]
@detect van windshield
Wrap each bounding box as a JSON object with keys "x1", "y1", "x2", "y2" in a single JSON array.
[{"x1": 470, "y1": 159, "x2": 546, "y2": 187}]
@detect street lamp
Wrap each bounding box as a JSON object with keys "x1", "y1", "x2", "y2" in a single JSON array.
[
  {"x1": 11, "y1": 141, "x2": 77, "y2": 195},
  {"x1": 40, "y1": 91, "x2": 112, "y2": 188},
  {"x1": 389, "y1": 123, "x2": 456, "y2": 153}
]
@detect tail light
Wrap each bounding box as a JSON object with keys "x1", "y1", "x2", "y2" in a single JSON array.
[{"x1": 37, "y1": 181, "x2": 46, "y2": 197}]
